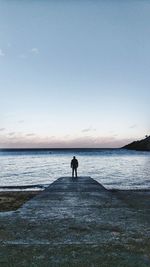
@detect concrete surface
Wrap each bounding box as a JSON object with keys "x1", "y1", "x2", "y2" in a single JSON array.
[{"x1": 0, "y1": 176, "x2": 150, "y2": 267}]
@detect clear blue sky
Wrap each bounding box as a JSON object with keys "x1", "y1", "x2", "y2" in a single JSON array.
[{"x1": 0, "y1": 0, "x2": 150, "y2": 148}]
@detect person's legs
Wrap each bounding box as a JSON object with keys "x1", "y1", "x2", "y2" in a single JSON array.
[
  {"x1": 75, "y1": 168, "x2": 77, "y2": 178},
  {"x1": 72, "y1": 168, "x2": 74, "y2": 177}
]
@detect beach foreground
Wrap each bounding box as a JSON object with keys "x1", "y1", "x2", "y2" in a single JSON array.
[
  {"x1": 0, "y1": 177, "x2": 150, "y2": 267},
  {"x1": 0, "y1": 191, "x2": 39, "y2": 212}
]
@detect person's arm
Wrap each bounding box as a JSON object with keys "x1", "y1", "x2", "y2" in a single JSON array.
[{"x1": 71, "y1": 160, "x2": 73, "y2": 168}]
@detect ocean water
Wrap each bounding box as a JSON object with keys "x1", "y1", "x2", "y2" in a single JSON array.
[{"x1": 0, "y1": 149, "x2": 149, "y2": 190}]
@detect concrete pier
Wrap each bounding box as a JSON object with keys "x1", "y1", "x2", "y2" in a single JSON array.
[{"x1": 0, "y1": 176, "x2": 149, "y2": 267}]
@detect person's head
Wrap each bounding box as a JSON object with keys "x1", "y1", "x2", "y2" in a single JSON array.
[{"x1": 73, "y1": 156, "x2": 76, "y2": 159}]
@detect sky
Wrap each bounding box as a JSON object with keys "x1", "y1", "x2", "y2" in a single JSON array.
[{"x1": 0, "y1": 0, "x2": 150, "y2": 148}]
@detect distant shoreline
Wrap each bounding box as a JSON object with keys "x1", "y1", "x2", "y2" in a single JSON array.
[{"x1": 122, "y1": 136, "x2": 150, "y2": 151}]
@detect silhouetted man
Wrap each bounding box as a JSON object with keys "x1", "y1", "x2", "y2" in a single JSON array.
[{"x1": 71, "y1": 156, "x2": 78, "y2": 178}]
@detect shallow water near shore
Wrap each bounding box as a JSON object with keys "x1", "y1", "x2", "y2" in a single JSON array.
[{"x1": 0, "y1": 149, "x2": 149, "y2": 190}]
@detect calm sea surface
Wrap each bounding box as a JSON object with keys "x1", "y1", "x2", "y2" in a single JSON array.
[{"x1": 0, "y1": 149, "x2": 149, "y2": 190}]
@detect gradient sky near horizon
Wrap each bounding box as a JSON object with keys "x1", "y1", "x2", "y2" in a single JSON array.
[{"x1": 0, "y1": 0, "x2": 150, "y2": 148}]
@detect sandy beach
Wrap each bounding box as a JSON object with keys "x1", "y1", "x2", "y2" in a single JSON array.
[
  {"x1": 0, "y1": 191, "x2": 39, "y2": 212},
  {"x1": 0, "y1": 177, "x2": 149, "y2": 266},
  {"x1": 0, "y1": 188, "x2": 149, "y2": 212}
]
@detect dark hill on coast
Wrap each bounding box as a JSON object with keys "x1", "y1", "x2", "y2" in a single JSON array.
[{"x1": 122, "y1": 135, "x2": 150, "y2": 151}]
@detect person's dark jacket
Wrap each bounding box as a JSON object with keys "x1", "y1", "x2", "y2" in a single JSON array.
[{"x1": 71, "y1": 159, "x2": 78, "y2": 169}]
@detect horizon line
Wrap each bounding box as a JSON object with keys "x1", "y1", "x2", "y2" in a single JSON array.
[{"x1": 0, "y1": 147, "x2": 123, "y2": 150}]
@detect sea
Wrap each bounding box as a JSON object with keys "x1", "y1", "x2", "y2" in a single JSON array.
[{"x1": 0, "y1": 149, "x2": 149, "y2": 190}]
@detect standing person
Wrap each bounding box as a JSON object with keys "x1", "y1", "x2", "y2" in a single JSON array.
[{"x1": 71, "y1": 156, "x2": 78, "y2": 178}]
